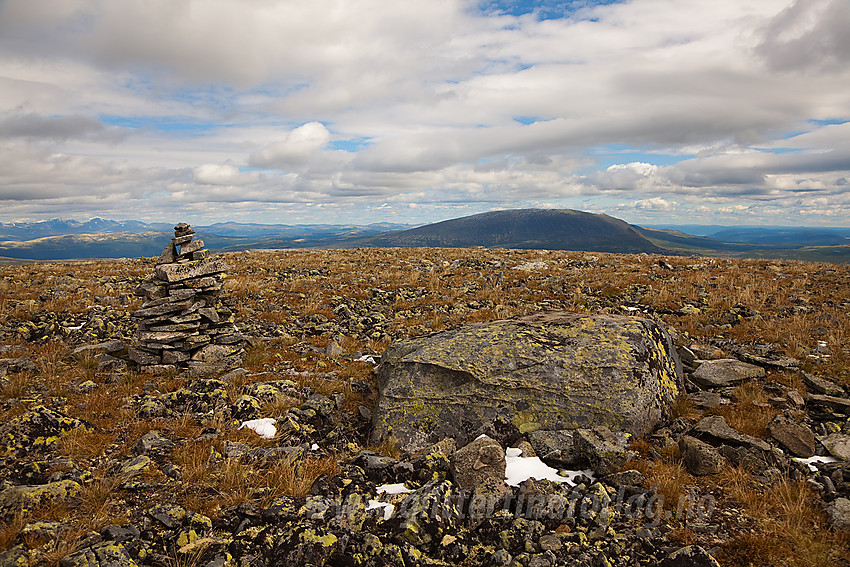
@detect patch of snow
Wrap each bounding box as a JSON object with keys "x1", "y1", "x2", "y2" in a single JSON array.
[
  {"x1": 239, "y1": 418, "x2": 276, "y2": 439},
  {"x1": 794, "y1": 455, "x2": 839, "y2": 472},
  {"x1": 376, "y1": 483, "x2": 412, "y2": 495},
  {"x1": 505, "y1": 447, "x2": 592, "y2": 487},
  {"x1": 357, "y1": 355, "x2": 377, "y2": 364},
  {"x1": 66, "y1": 324, "x2": 85, "y2": 331},
  {"x1": 367, "y1": 500, "x2": 395, "y2": 520}
]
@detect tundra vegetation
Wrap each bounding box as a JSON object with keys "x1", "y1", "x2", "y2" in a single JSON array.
[{"x1": 0, "y1": 247, "x2": 849, "y2": 566}]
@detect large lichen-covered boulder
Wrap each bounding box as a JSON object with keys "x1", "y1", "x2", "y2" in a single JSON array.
[{"x1": 371, "y1": 312, "x2": 683, "y2": 452}]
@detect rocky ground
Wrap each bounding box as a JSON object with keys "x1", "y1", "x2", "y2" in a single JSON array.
[{"x1": 0, "y1": 247, "x2": 849, "y2": 566}]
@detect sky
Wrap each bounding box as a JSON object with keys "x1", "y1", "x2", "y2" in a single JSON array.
[{"x1": 0, "y1": 0, "x2": 849, "y2": 227}]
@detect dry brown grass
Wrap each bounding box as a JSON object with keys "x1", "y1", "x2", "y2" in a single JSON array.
[
  {"x1": 57, "y1": 428, "x2": 118, "y2": 461},
  {"x1": 1, "y1": 371, "x2": 32, "y2": 399},
  {"x1": 173, "y1": 437, "x2": 340, "y2": 517},
  {"x1": 77, "y1": 475, "x2": 129, "y2": 531},
  {"x1": 628, "y1": 456, "x2": 696, "y2": 514},
  {"x1": 708, "y1": 381, "x2": 780, "y2": 439},
  {"x1": 0, "y1": 509, "x2": 30, "y2": 551},
  {"x1": 715, "y1": 465, "x2": 850, "y2": 567}
]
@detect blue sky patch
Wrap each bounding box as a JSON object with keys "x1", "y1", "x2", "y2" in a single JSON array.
[
  {"x1": 329, "y1": 138, "x2": 373, "y2": 152},
  {"x1": 513, "y1": 116, "x2": 541, "y2": 125},
  {"x1": 99, "y1": 115, "x2": 218, "y2": 136},
  {"x1": 477, "y1": 0, "x2": 623, "y2": 20}
]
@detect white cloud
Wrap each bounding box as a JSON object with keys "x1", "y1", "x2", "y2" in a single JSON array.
[
  {"x1": 193, "y1": 164, "x2": 260, "y2": 186},
  {"x1": 249, "y1": 122, "x2": 332, "y2": 168}
]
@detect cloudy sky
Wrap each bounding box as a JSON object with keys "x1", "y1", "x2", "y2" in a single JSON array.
[{"x1": 1, "y1": 0, "x2": 848, "y2": 227}]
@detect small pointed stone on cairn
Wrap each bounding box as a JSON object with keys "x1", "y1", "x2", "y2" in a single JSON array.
[{"x1": 129, "y1": 223, "x2": 246, "y2": 374}]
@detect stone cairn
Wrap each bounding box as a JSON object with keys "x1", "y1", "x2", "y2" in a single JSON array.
[{"x1": 129, "y1": 223, "x2": 246, "y2": 373}]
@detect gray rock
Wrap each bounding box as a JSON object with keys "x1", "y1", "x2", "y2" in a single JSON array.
[
  {"x1": 767, "y1": 415, "x2": 815, "y2": 458},
  {"x1": 528, "y1": 430, "x2": 582, "y2": 468},
  {"x1": 394, "y1": 480, "x2": 460, "y2": 547},
  {"x1": 231, "y1": 395, "x2": 262, "y2": 421},
  {"x1": 659, "y1": 545, "x2": 721, "y2": 567},
  {"x1": 115, "y1": 456, "x2": 151, "y2": 479},
  {"x1": 827, "y1": 497, "x2": 850, "y2": 531},
  {"x1": 133, "y1": 431, "x2": 173, "y2": 458},
  {"x1": 691, "y1": 415, "x2": 770, "y2": 451},
  {"x1": 690, "y1": 359, "x2": 765, "y2": 388},
  {"x1": 679, "y1": 435, "x2": 725, "y2": 476},
  {"x1": 372, "y1": 312, "x2": 683, "y2": 452},
  {"x1": 72, "y1": 340, "x2": 125, "y2": 358},
  {"x1": 451, "y1": 435, "x2": 507, "y2": 491},
  {"x1": 156, "y1": 242, "x2": 177, "y2": 265},
  {"x1": 806, "y1": 394, "x2": 850, "y2": 413},
  {"x1": 60, "y1": 542, "x2": 139, "y2": 567},
  {"x1": 819, "y1": 434, "x2": 850, "y2": 461},
  {"x1": 686, "y1": 391, "x2": 727, "y2": 410},
  {"x1": 802, "y1": 372, "x2": 844, "y2": 397},
  {"x1": 0, "y1": 480, "x2": 82, "y2": 519},
  {"x1": 155, "y1": 258, "x2": 227, "y2": 283},
  {"x1": 574, "y1": 426, "x2": 632, "y2": 476}
]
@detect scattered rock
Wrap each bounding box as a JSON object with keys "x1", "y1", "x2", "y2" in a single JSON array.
[
  {"x1": 819, "y1": 434, "x2": 850, "y2": 461},
  {"x1": 690, "y1": 359, "x2": 765, "y2": 388},
  {"x1": 0, "y1": 405, "x2": 92, "y2": 458},
  {"x1": 691, "y1": 415, "x2": 770, "y2": 451},
  {"x1": 802, "y1": 372, "x2": 845, "y2": 397},
  {"x1": 0, "y1": 480, "x2": 82, "y2": 518},
  {"x1": 679, "y1": 435, "x2": 725, "y2": 476},
  {"x1": 827, "y1": 497, "x2": 850, "y2": 531},
  {"x1": 451, "y1": 435, "x2": 507, "y2": 491},
  {"x1": 528, "y1": 430, "x2": 583, "y2": 469},
  {"x1": 767, "y1": 415, "x2": 815, "y2": 458},
  {"x1": 574, "y1": 426, "x2": 632, "y2": 476},
  {"x1": 659, "y1": 545, "x2": 722, "y2": 567}
]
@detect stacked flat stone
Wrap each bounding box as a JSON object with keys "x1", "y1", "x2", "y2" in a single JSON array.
[{"x1": 129, "y1": 223, "x2": 246, "y2": 372}]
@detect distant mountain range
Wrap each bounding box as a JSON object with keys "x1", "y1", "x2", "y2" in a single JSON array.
[
  {"x1": 1, "y1": 210, "x2": 849, "y2": 263},
  {"x1": 0, "y1": 218, "x2": 410, "y2": 242}
]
